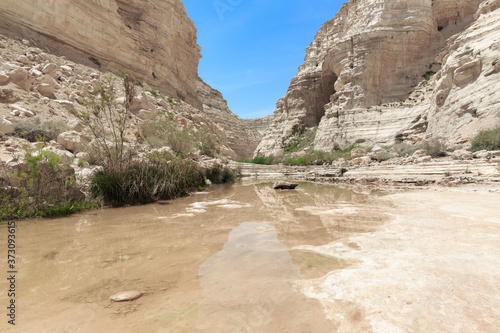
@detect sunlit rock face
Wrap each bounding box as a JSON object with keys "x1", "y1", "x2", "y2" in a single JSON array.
[
  {"x1": 196, "y1": 79, "x2": 262, "y2": 159},
  {"x1": 256, "y1": 0, "x2": 500, "y2": 156},
  {"x1": 0, "y1": 0, "x2": 203, "y2": 109}
]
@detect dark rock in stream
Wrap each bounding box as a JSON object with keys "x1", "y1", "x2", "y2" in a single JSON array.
[{"x1": 273, "y1": 182, "x2": 299, "y2": 190}]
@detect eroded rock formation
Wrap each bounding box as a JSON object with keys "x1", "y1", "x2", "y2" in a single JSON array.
[
  {"x1": 256, "y1": 0, "x2": 500, "y2": 156},
  {"x1": 0, "y1": 35, "x2": 243, "y2": 167},
  {"x1": 0, "y1": 0, "x2": 202, "y2": 108},
  {"x1": 196, "y1": 79, "x2": 261, "y2": 159},
  {"x1": 245, "y1": 115, "x2": 274, "y2": 136}
]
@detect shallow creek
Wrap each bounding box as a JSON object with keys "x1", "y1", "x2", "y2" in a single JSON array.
[{"x1": 1, "y1": 182, "x2": 392, "y2": 332}]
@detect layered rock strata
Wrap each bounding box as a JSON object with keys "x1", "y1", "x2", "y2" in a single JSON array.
[
  {"x1": 196, "y1": 79, "x2": 261, "y2": 159},
  {"x1": 0, "y1": 34, "x2": 241, "y2": 167},
  {"x1": 244, "y1": 115, "x2": 274, "y2": 136},
  {"x1": 0, "y1": 0, "x2": 202, "y2": 108},
  {"x1": 256, "y1": 0, "x2": 500, "y2": 156}
]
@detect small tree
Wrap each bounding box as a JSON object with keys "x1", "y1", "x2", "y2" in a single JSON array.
[{"x1": 71, "y1": 73, "x2": 135, "y2": 172}]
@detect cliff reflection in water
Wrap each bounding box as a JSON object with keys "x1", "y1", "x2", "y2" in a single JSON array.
[{"x1": 2, "y1": 182, "x2": 390, "y2": 332}]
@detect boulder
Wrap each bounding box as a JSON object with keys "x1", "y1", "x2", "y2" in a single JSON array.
[
  {"x1": 417, "y1": 155, "x2": 432, "y2": 163},
  {"x1": 352, "y1": 156, "x2": 372, "y2": 166},
  {"x1": 29, "y1": 68, "x2": 43, "y2": 77},
  {"x1": 412, "y1": 149, "x2": 426, "y2": 159},
  {"x1": 473, "y1": 150, "x2": 489, "y2": 159},
  {"x1": 351, "y1": 148, "x2": 367, "y2": 159},
  {"x1": 37, "y1": 83, "x2": 56, "y2": 99},
  {"x1": 137, "y1": 109, "x2": 154, "y2": 120},
  {"x1": 9, "y1": 68, "x2": 31, "y2": 90},
  {"x1": 0, "y1": 118, "x2": 15, "y2": 134},
  {"x1": 452, "y1": 149, "x2": 473, "y2": 160},
  {"x1": 0, "y1": 72, "x2": 10, "y2": 85},
  {"x1": 60, "y1": 65, "x2": 72, "y2": 73},
  {"x1": 35, "y1": 53, "x2": 50, "y2": 62},
  {"x1": 57, "y1": 131, "x2": 91, "y2": 154},
  {"x1": 42, "y1": 63, "x2": 57, "y2": 76},
  {"x1": 372, "y1": 144, "x2": 384, "y2": 152},
  {"x1": 16, "y1": 55, "x2": 31, "y2": 65},
  {"x1": 75, "y1": 168, "x2": 94, "y2": 185},
  {"x1": 273, "y1": 182, "x2": 299, "y2": 190},
  {"x1": 67, "y1": 119, "x2": 84, "y2": 132},
  {"x1": 0, "y1": 88, "x2": 17, "y2": 103},
  {"x1": 9, "y1": 104, "x2": 35, "y2": 117},
  {"x1": 75, "y1": 151, "x2": 90, "y2": 160},
  {"x1": 130, "y1": 92, "x2": 156, "y2": 113}
]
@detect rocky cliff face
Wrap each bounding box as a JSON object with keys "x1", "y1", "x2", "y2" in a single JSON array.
[
  {"x1": 0, "y1": 0, "x2": 202, "y2": 109},
  {"x1": 256, "y1": 0, "x2": 500, "y2": 156},
  {"x1": 0, "y1": 34, "x2": 244, "y2": 164},
  {"x1": 244, "y1": 116, "x2": 274, "y2": 136},
  {"x1": 196, "y1": 79, "x2": 261, "y2": 159}
]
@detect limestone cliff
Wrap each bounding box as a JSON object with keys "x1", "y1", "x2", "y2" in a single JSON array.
[
  {"x1": 0, "y1": 0, "x2": 202, "y2": 108},
  {"x1": 0, "y1": 34, "x2": 242, "y2": 163},
  {"x1": 244, "y1": 115, "x2": 274, "y2": 136},
  {"x1": 196, "y1": 79, "x2": 261, "y2": 159},
  {"x1": 256, "y1": 0, "x2": 500, "y2": 156}
]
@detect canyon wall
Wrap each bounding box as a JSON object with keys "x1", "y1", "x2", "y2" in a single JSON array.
[
  {"x1": 196, "y1": 79, "x2": 261, "y2": 159},
  {"x1": 256, "y1": 0, "x2": 500, "y2": 156},
  {"x1": 244, "y1": 116, "x2": 274, "y2": 136},
  {"x1": 0, "y1": 0, "x2": 263, "y2": 159},
  {"x1": 0, "y1": 0, "x2": 202, "y2": 108}
]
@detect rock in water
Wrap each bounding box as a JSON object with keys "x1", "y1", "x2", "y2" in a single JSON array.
[
  {"x1": 273, "y1": 182, "x2": 299, "y2": 190},
  {"x1": 109, "y1": 291, "x2": 143, "y2": 302}
]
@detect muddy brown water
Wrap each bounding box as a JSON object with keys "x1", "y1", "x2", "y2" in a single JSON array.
[{"x1": 1, "y1": 182, "x2": 391, "y2": 333}]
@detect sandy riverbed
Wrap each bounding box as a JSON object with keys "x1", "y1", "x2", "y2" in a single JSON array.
[{"x1": 296, "y1": 186, "x2": 500, "y2": 332}]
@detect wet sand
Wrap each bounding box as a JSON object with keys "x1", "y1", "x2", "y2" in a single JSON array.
[{"x1": 297, "y1": 187, "x2": 500, "y2": 332}]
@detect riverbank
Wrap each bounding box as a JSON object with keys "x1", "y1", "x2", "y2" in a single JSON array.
[
  {"x1": 295, "y1": 187, "x2": 500, "y2": 332},
  {"x1": 234, "y1": 154, "x2": 500, "y2": 188}
]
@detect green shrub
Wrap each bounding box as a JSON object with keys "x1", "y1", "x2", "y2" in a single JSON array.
[
  {"x1": 251, "y1": 156, "x2": 268, "y2": 164},
  {"x1": 282, "y1": 126, "x2": 317, "y2": 153},
  {"x1": 143, "y1": 114, "x2": 197, "y2": 156},
  {"x1": 375, "y1": 151, "x2": 394, "y2": 162},
  {"x1": 422, "y1": 71, "x2": 436, "y2": 81},
  {"x1": 196, "y1": 130, "x2": 219, "y2": 157},
  {"x1": 71, "y1": 73, "x2": 135, "y2": 173},
  {"x1": 283, "y1": 156, "x2": 307, "y2": 166},
  {"x1": 149, "y1": 89, "x2": 159, "y2": 98},
  {"x1": 470, "y1": 126, "x2": 500, "y2": 152},
  {"x1": 205, "y1": 166, "x2": 236, "y2": 184},
  {"x1": 0, "y1": 145, "x2": 96, "y2": 221},
  {"x1": 89, "y1": 154, "x2": 206, "y2": 207},
  {"x1": 392, "y1": 142, "x2": 418, "y2": 157},
  {"x1": 13, "y1": 117, "x2": 69, "y2": 142},
  {"x1": 422, "y1": 138, "x2": 447, "y2": 157}
]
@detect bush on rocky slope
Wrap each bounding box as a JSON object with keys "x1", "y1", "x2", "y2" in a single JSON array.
[
  {"x1": 0, "y1": 144, "x2": 96, "y2": 221},
  {"x1": 89, "y1": 153, "x2": 207, "y2": 207},
  {"x1": 471, "y1": 126, "x2": 500, "y2": 152}
]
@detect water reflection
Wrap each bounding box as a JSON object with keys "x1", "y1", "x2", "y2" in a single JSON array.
[
  {"x1": 194, "y1": 222, "x2": 337, "y2": 332},
  {"x1": 0, "y1": 182, "x2": 390, "y2": 332}
]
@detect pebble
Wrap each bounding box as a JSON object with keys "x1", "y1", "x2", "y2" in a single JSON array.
[{"x1": 109, "y1": 291, "x2": 143, "y2": 302}]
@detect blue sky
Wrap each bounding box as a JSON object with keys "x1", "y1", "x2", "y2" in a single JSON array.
[{"x1": 183, "y1": 1, "x2": 345, "y2": 119}]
